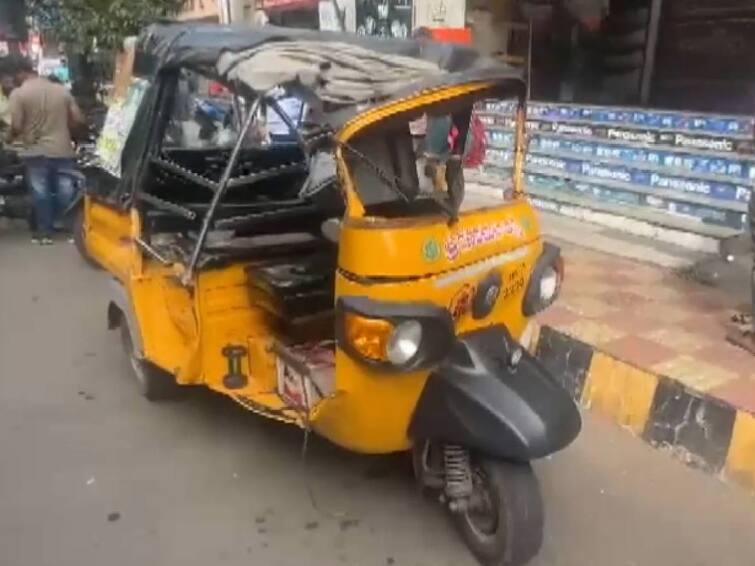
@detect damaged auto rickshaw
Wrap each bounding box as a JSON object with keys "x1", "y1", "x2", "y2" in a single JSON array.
[{"x1": 78, "y1": 23, "x2": 580, "y2": 566}]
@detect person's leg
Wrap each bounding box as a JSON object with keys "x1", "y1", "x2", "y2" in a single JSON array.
[
  {"x1": 50, "y1": 158, "x2": 77, "y2": 235},
  {"x1": 25, "y1": 157, "x2": 54, "y2": 243}
]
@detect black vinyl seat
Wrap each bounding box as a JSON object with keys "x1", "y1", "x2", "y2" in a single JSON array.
[{"x1": 246, "y1": 250, "x2": 336, "y2": 320}]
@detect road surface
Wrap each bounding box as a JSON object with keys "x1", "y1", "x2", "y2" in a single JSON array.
[{"x1": 1, "y1": 229, "x2": 754, "y2": 566}]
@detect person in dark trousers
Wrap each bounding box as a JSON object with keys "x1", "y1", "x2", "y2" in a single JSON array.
[{"x1": 7, "y1": 57, "x2": 84, "y2": 244}]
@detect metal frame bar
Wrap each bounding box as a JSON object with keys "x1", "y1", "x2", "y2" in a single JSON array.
[
  {"x1": 139, "y1": 192, "x2": 197, "y2": 220},
  {"x1": 150, "y1": 156, "x2": 220, "y2": 192},
  {"x1": 135, "y1": 237, "x2": 172, "y2": 266},
  {"x1": 182, "y1": 96, "x2": 262, "y2": 285},
  {"x1": 215, "y1": 203, "x2": 319, "y2": 230},
  {"x1": 226, "y1": 161, "x2": 307, "y2": 189}
]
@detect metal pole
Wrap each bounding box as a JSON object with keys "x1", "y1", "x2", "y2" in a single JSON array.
[
  {"x1": 640, "y1": 0, "x2": 663, "y2": 105},
  {"x1": 512, "y1": 101, "x2": 526, "y2": 197},
  {"x1": 218, "y1": 0, "x2": 232, "y2": 24},
  {"x1": 526, "y1": 20, "x2": 533, "y2": 101},
  {"x1": 330, "y1": 0, "x2": 346, "y2": 31},
  {"x1": 183, "y1": 97, "x2": 262, "y2": 285}
]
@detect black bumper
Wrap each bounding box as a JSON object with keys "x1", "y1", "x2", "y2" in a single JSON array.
[{"x1": 409, "y1": 325, "x2": 581, "y2": 462}]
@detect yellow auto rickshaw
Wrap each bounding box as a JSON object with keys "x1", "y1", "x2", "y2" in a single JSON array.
[{"x1": 76, "y1": 23, "x2": 580, "y2": 566}]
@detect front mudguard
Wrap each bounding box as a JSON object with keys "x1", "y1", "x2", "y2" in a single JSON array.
[{"x1": 409, "y1": 325, "x2": 581, "y2": 462}]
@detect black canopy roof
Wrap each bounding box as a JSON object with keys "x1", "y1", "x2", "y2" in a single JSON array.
[{"x1": 134, "y1": 23, "x2": 525, "y2": 121}]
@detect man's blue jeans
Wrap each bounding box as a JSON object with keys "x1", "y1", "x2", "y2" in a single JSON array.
[{"x1": 24, "y1": 157, "x2": 77, "y2": 237}]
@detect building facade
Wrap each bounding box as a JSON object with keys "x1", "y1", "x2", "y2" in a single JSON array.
[
  {"x1": 179, "y1": 0, "x2": 262, "y2": 24},
  {"x1": 179, "y1": 0, "x2": 222, "y2": 22}
]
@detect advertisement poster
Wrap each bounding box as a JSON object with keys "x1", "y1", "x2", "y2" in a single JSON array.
[
  {"x1": 355, "y1": 0, "x2": 412, "y2": 39},
  {"x1": 413, "y1": 0, "x2": 465, "y2": 29},
  {"x1": 319, "y1": 0, "x2": 356, "y2": 31},
  {"x1": 96, "y1": 79, "x2": 148, "y2": 178}
]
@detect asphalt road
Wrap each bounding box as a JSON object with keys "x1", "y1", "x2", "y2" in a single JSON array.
[{"x1": 1, "y1": 228, "x2": 754, "y2": 566}]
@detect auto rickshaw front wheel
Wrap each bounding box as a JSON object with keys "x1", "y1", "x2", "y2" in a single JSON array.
[
  {"x1": 119, "y1": 321, "x2": 181, "y2": 401},
  {"x1": 451, "y1": 458, "x2": 543, "y2": 566}
]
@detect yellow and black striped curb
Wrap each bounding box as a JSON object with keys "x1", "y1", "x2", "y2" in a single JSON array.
[{"x1": 532, "y1": 325, "x2": 755, "y2": 491}]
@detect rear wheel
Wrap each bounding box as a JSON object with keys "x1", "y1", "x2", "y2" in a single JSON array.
[
  {"x1": 119, "y1": 321, "x2": 180, "y2": 401},
  {"x1": 452, "y1": 458, "x2": 543, "y2": 566}
]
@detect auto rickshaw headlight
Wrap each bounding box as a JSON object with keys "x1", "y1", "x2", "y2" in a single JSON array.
[
  {"x1": 386, "y1": 320, "x2": 423, "y2": 365},
  {"x1": 337, "y1": 297, "x2": 454, "y2": 371},
  {"x1": 523, "y1": 243, "x2": 564, "y2": 316},
  {"x1": 539, "y1": 265, "x2": 559, "y2": 303},
  {"x1": 343, "y1": 312, "x2": 394, "y2": 362}
]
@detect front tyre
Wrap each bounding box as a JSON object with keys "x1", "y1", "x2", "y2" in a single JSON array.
[
  {"x1": 453, "y1": 459, "x2": 543, "y2": 566},
  {"x1": 119, "y1": 321, "x2": 180, "y2": 401}
]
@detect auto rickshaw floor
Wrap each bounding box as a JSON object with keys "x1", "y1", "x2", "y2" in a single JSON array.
[{"x1": 1, "y1": 225, "x2": 754, "y2": 565}]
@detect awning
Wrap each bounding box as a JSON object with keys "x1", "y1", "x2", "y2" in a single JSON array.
[{"x1": 262, "y1": 0, "x2": 319, "y2": 12}]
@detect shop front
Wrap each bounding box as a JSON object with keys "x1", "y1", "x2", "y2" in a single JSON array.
[
  {"x1": 256, "y1": 0, "x2": 753, "y2": 246},
  {"x1": 263, "y1": 0, "x2": 321, "y2": 28}
]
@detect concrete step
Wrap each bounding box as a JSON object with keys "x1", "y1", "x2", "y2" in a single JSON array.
[
  {"x1": 479, "y1": 162, "x2": 747, "y2": 229},
  {"x1": 463, "y1": 185, "x2": 703, "y2": 269},
  {"x1": 466, "y1": 170, "x2": 740, "y2": 255},
  {"x1": 536, "y1": 210, "x2": 702, "y2": 269}
]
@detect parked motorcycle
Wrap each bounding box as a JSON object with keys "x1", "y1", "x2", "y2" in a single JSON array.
[
  {"x1": 0, "y1": 139, "x2": 95, "y2": 232},
  {"x1": 0, "y1": 143, "x2": 30, "y2": 225}
]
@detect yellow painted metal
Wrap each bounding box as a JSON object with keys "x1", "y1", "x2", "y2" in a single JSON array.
[
  {"x1": 336, "y1": 82, "x2": 498, "y2": 144},
  {"x1": 338, "y1": 200, "x2": 540, "y2": 278},
  {"x1": 128, "y1": 263, "x2": 200, "y2": 382},
  {"x1": 726, "y1": 411, "x2": 755, "y2": 490},
  {"x1": 580, "y1": 352, "x2": 659, "y2": 436},
  {"x1": 87, "y1": 80, "x2": 539, "y2": 456},
  {"x1": 83, "y1": 196, "x2": 133, "y2": 281},
  {"x1": 310, "y1": 229, "x2": 541, "y2": 452},
  {"x1": 311, "y1": 349, "x2": 429, "y2": 453}
]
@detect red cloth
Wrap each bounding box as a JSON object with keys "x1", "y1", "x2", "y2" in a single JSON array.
[
  {"x1": 208, "y1": 81, "x2": 227, "y2": 97},
  {"x1": 463, "y1": 114, "x2": 486, "y2": 168},
  {"x1": 429, "y1": 28, "x2": 472, "y2": 45}
]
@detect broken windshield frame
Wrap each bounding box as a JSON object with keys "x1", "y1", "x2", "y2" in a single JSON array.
[
  {"x1": 339, "y1": 99, "x2": 485, "y2": 221},
  {"x1": 338, "y1": 139, "x2": 459, "y2": 221}
]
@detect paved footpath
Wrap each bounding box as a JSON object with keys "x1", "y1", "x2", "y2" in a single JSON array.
[
  {"x1": 1, "y1": 230, "x2": 755, "y2": 566},
  {"x1": 466, "y1": 184, "x2": 755, "y2": 415},
  {"x1": 542, "y1": 240, "x2": 755, "y2": 414}
]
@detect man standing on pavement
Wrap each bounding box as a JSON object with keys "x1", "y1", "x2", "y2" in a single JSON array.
[{"x1": 7, "y1": 56, "x2": 84, "y2": 244}]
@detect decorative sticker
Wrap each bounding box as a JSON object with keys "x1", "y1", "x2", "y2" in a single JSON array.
[
  {"x1": 96, "y1": 79, "x2": 148, "y2": 178},
  {"x1": 449, "y1": 283, "x2": 476, "y2": 320},
  {"x1": 422, "y1": 237, "x2": 441, "y2": 262},
  {"x1": 445, "y1": 220, "x2": 524, "y2": 261}
]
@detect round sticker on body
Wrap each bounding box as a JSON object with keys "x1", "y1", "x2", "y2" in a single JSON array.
[{"x1": 422, "y1": 238, "x2": 441, "y2": 262}]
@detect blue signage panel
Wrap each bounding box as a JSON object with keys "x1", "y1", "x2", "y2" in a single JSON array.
[{"x1": 480, "y1": 101, "x2": 755, "y2": 139}]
